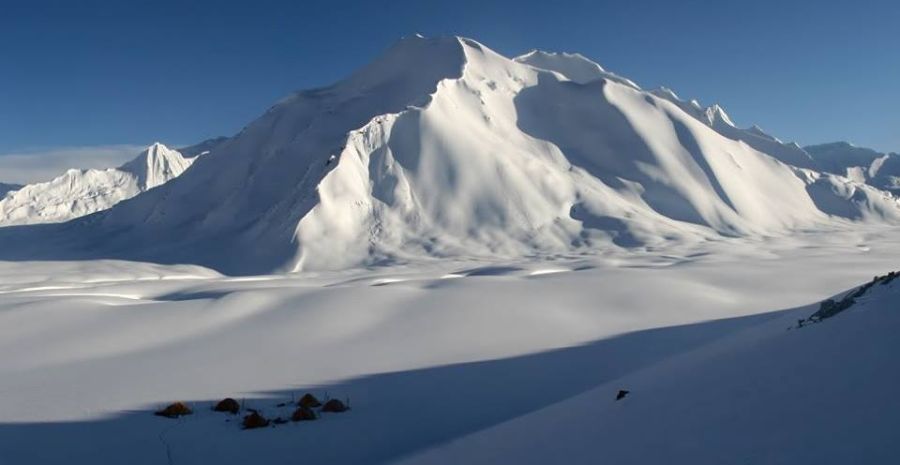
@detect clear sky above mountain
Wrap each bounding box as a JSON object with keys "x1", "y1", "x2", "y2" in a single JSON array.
[{"x1": 1, "y1": 0, "x2": 898, "y2": 154}]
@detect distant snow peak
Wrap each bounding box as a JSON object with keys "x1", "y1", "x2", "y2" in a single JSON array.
[
  {"x1": 704, "y1": 104, "x2": 734, "y2": 127},
  {"x1": 119, "y1": 142, "x2": 193, "y2": 190},
  {"x1": 0, "y1": 141, "x2": 203, "y2": 226},
  {"x1": 805, "y1": 142, "x2": 900, "y2": 193}
]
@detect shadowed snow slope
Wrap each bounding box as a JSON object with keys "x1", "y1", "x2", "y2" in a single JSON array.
[
  {"x1": 0, "y1": 36, "x2": 897, "y2": 273},
  {"x1": 402, "y1": 272, "x2": 900, "y2": 465},
  {"x1": 0, "y1": 142, "x2": 201, "y2": 226}
]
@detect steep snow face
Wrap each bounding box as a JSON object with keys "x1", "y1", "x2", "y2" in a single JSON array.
[
  {"x1": 118, "y1": 142, "x2": 195, "y2": 190},
  {"x1": 0, "y1": 143, "x2": 196, "y2": 226},
  {"x1": 806, "y1": 142, "x2": 900, "y2": 193},
  {"x1": 1, "y1": 36, "x2": 898, "y2": 273}
]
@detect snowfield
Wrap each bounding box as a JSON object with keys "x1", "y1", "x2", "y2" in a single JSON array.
[
  {"x1": 1, "y1": 227, "x2": 900, "y2": 464},
  {"x1": 1, "y1": 34, "x2": 899, "y2": 464}
]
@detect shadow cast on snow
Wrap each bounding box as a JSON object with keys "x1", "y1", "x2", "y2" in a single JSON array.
[{"x1": 0, "y1": 310, "x2": 788, "y2": 465}]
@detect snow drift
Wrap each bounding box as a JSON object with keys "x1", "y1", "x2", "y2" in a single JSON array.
[{"x1": 0, "y1": 36, "x2": 897, "y2": 273}]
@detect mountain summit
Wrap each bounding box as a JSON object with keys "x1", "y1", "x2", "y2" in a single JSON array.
[{"x1": 0, "y1": 36, "x2": 897, "y2": 273}]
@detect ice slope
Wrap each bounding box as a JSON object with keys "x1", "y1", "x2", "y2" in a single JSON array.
[
  {"x1": 806, "y1": 141, "x2": 900, "y2": 193},
  {"x1": 0, "y1": 143, "x2": 198, "y2": 226},
  {"x1": 403, "y1": 268, "x2": 900, "y2": 465},
  {"x1": 0, "y1": 36, "x2": 897, "y2": 273}
]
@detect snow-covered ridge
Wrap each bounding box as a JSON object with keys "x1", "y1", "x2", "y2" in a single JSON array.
[
  {"x1": 0, "y1": 142, "x2": 207, "y2": 226},
  {"x1": 0, "y1": 35, "x2": 898, "y2": 273},
  {"x1": 513, "y1": 50, "x2": 639, "y2": 88},
  {"x1": 648, "y1": 89, "x2": 900, "y2": 185},
  {"x1": 178, "y1": 136, "x2": 229, "y2": 158},
  {"x1": 648, "y1": 87, "x2": 818, "y2": 169},
  {"x1": 805, "y1": 142, "x2": 900, "y2": 193}
]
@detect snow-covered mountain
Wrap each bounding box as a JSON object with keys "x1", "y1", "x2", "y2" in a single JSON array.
[
  {"x1": 0, "y1": 36, "x2": 898, "y2": 273},
  {"x1": 0, "y1": 142, "x2": 200, "y2": 226},
  {"x1": 806, "y1": 142, "x2": 900, "y2": 194}
]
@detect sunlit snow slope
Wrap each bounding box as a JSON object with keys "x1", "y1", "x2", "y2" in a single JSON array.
[
  {"x1": 0, "y1": 143, "x2": 199, "y2": 226},
  {"x1": 0, "y1": 36, "x2": 897, "y2": 273}
]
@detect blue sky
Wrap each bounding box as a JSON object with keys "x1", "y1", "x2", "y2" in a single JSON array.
[{"x1": 2, "y1": 0, "x2": 898, "y2": 163}]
